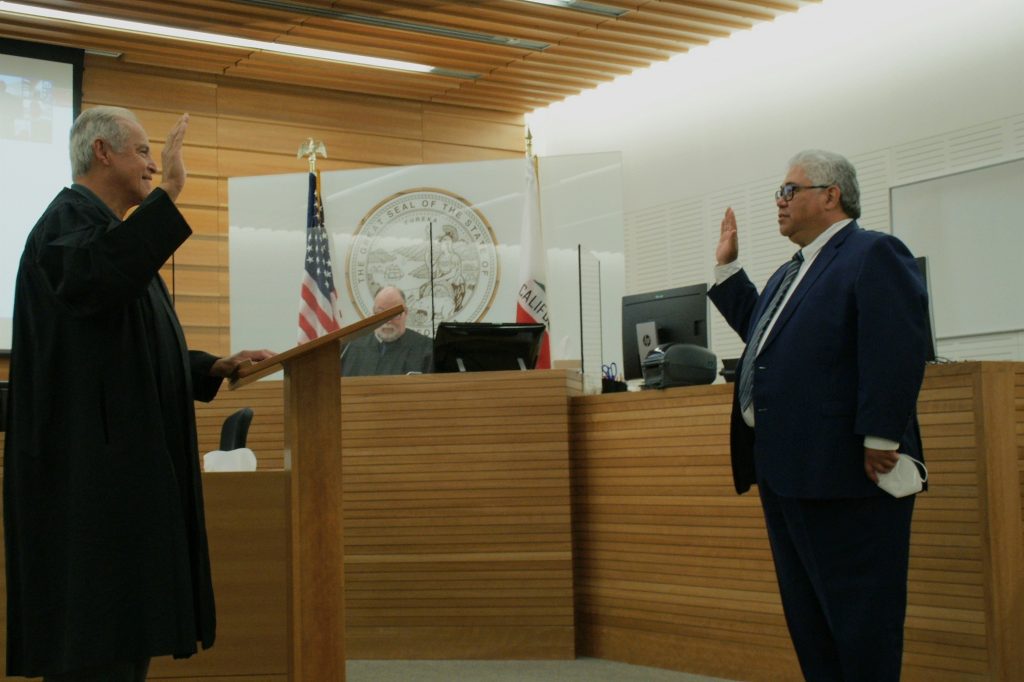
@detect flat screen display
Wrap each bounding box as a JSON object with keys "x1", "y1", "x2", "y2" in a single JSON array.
[
  {"x1": 1, "y1": 39, "x2": 83, "y2": 350},
  {"x1": 433, "y1": 322, "x2": 546, "y2": 373},
  {"x1": 621, "y1": 283, "x2": 708, "y2": 381}
]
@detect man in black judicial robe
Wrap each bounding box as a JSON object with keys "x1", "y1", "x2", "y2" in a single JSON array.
[{"x1": 3, "y1": 106, "x2": 272, "y2": 680}]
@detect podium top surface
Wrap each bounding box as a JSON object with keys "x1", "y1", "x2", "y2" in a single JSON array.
[{"x1": 229, "y1": 305, "x2": 404, "y2": 389}]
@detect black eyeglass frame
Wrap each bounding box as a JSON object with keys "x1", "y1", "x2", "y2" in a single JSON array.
[{"x1": 775, "y1": 183, "x2": 832, "y2": 202}]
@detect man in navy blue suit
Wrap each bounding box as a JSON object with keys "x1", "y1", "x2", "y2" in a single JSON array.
[{"x1": 709, "y1": 150, "x2": 930, "y2": 681}]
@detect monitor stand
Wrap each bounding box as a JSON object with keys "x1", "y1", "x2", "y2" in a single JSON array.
[{"x1": 453, "y1": 357, "x2": 529, "y2": 371}]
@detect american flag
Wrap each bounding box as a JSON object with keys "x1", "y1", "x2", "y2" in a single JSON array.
[{"x1": 297, "y1": 170, "x2": 341, "y2": 343}]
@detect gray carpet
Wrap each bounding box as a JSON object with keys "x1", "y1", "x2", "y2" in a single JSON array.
[{"x1": 347, "y1": 658, "x2": 736, "y2": 681}]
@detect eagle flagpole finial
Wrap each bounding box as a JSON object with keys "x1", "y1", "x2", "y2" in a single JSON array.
[{"x1": 297, "y1": 138, "x2": 327, "y2": 173}]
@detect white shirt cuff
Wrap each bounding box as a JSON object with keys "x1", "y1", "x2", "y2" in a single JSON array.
[
  {"x1": 864, "y1": 435, "x2": 900, "y2": 451},
  {"x1": 714, "y1": 261, "x2": 742, "y2": 285}
]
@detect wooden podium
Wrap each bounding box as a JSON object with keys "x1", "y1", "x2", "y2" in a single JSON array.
[{"x1": 229, "y1": 305, "x2": 403, "y2": 681}]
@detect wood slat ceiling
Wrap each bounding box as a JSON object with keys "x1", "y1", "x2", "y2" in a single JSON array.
[{"x1": 1, "y1": 0, "x2": 818, "y2": 113}]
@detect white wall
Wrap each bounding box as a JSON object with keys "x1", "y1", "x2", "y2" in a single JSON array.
[{"x1": 527, "y1": 0, "x2": 1024, "y2": 366}]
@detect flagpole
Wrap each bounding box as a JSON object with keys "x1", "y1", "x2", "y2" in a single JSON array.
[
  {"x1": 526, "y1": 127, "x2": 539, "y2": 175},
  {"x1": 297, "y1": 137, "x2": 328, "y2": 208},
  {"x1": 518, "y1": 126, "x2": 552, "y2": 369},
  {"x1": 296, "y1": 137, "x2": 342, "y2": 344},
  {"x1": 526, "y1": 127, "x2": 541, "y2": 218}
]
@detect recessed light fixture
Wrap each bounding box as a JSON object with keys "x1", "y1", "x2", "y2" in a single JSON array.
[
  {"x1": 0, "y1": 1, "x2": 479, "y2": 78},
  {"x1": 516, "y1": 0, "x2": 629, "y2": 18},
  {"x1": 233, "y1": 0, "x2": 550, "y2": 51},
  {"x1": 84, "y1": 48, "x2": 123, "y2": 59}
]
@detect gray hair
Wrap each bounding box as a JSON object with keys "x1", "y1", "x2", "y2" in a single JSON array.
[
  {"x1": 69, "y1": 106, "x2": 139, "y2": 178},
  {"x1": 788, "y1": 149, "x2": 861, "y2": 219}
]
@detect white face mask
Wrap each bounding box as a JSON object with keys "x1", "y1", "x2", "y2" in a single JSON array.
[{"x1": 876, "y1": 454, "x2": 928, "y2": 498}]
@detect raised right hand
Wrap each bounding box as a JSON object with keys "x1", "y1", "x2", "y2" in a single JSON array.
[
  {"x1": 716, "y1": 207, "x2": 739, "y2": 265},
  {"x1": 159, "y1": 113, "x2": 189, "y2": 202}
]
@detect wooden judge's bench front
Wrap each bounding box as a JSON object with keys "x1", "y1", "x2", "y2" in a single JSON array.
[{"x1": 0, "y1": 363, "x2": 1021, "y2": 681}]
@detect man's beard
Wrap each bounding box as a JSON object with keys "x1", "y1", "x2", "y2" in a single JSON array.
[{"x1": 375, "y1": 324, "x2": 401, "y2": 343}]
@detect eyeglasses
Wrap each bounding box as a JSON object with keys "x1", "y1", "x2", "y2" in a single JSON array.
[{"x1": 775, "y1": 183, "x2": 832, "y2": 202}]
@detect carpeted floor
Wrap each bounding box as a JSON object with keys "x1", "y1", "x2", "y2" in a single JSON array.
[{"x1": 347, "y1": 658, "x2": 737, "y2": 681}]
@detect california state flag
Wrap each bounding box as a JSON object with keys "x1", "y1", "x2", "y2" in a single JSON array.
[{"x1": 517, "y1": 155, "x2": 551, "y2": 369}]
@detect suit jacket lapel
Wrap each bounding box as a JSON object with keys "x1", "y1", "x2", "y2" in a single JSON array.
[
  {"x1": 760, "y1": 222, "x2": 859, "y2": 352},
  {"x1": 746, "y1": 262, "x2": 789, "y2": 342}
]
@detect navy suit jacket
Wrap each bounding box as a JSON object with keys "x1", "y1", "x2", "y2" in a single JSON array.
[{"x1": 709, "y1": 222, "x2": 929, "y2": 498}]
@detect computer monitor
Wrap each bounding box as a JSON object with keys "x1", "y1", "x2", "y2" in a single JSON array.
[
  {"x1": 621, "y1": 283, "x2": 709, "y2": 381},
  {"x1": 433, "y1": 322, "x2": 546, "y2": 373}
]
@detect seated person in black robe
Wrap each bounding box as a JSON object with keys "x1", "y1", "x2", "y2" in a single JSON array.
[{"x1": 341, "y1": 286, "x2": 432, "y2": 376}]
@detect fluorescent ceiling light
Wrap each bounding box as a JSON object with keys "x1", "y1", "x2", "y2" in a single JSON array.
[
  {"x1": 84, "y1": 48, "x2": 123, "y2": 59},
  {"x1": 0, "y1": 1, "x2": 479, "y2": 77},
  {"x1": 516, "y1": 0, "x2": 629, "y2": 18},
  {"x1": 233, "y1": 0, "x2": 550, "y2": 51}
]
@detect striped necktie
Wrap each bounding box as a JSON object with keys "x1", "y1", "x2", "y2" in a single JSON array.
[{"x1": 738, "y1": 250, "x2": 804, "y2": 413}]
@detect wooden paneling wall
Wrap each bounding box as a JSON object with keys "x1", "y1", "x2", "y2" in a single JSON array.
[
  {"x1": 1019, "y1": 364, "x2": 1024, "y2": 574},
  {"x1": 150, "y1": 472, "x2": 289, "y2": 681},
  {"x1": 569, "y1": 362, "x2": 1024, "y2": 682},
  {"x1": 206, "y1": 371, "x2": 581, "y2": 659},
  {"x1": 1, "y1": 370, "x2": 580, "y2": 680},
  {"x1": 338, "y1": 371, "x2": 579, "y2": 659},
  {"x1": 78, "y1": 57, "x2": 524, "y2": 357},
  {"x1": 189, "y1": 362, "x2": 1022, "y2": 680},
  {"x1": 569, "y1": 383, "x2": 795, "y2": 678},
  {"x1": 0, "y1": 472, "x2": 290, "y2": 682},
  {"x1": 2, "y1": 364, "x2": 1021, "y2": 679},
  {"x1": 196, "y1": 377, "x2": 285, "y2": 468}
]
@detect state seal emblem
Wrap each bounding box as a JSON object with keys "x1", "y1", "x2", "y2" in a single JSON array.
[{"x1": 346, "y1": 188, "x2": 500, "y2": 337}]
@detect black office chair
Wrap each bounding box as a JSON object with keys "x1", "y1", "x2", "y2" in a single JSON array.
[{"x1": 219, "y1": 407, "x2": 254, "y2": 451}]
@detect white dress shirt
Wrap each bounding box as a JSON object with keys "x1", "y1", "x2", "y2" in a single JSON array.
[{"x1": 714, "y1": 219, "x2": 898, "y2": 450}]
